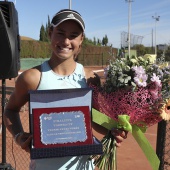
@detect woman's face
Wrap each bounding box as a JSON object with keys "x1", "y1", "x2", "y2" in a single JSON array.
[{"x1": 49, "y1": 20, "x2": 84, "y2": 60}]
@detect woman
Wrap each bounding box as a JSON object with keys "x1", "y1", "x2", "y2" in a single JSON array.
[{"x1": 3, "y1": 9, "x2": 127, "y2": 170}]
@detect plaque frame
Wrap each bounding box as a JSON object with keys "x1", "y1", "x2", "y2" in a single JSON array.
[{"x1": 29, "y1": 88, "x2": 103, "y2": 159}]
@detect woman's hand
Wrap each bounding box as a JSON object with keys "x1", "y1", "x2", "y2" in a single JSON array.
[
  {"x1": 92, "y1": 122, "x2": 128, "y2": 147},
  {"x1": 111, "y1": 128, "x2": 128, "y2": 147},
  {"x1": 16, "y1": 132, "x2": 33, "y2": 153}
]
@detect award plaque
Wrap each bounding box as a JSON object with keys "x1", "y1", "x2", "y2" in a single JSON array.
[{"x1": 29, "y1": 88, "x2": 103, "y2": 159}]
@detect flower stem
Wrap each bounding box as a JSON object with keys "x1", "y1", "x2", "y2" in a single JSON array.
[{"x1": 89, "y1": 131, "x2": 117, "y2": 170}]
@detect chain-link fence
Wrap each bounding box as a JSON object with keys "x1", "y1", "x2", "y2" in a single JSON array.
[
  {"x1": 157, "y1": 121, "x2": 170, "y2": 170},
  {"x1": 121, "y1": 31, "x2": 144, "y2": 48},
  {"x1": 0, "y1": 86, "x2": 30, "y2": 170}
]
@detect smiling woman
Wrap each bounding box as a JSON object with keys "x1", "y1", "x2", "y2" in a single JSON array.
[{"x1": 3, "y1": 8, "x2": 127, "y2": 170}]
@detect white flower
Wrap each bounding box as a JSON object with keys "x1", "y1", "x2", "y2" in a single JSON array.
[
  {"x1": 132, "y1": 66, "x2": 145, "y2": 75},
  {"x1": 134, "y1": 74, "x2": 148, "y2": 87}
]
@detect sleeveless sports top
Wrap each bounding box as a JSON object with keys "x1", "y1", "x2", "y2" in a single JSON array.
[
  {"x1": 30, "y1": 60, "x2": 94, "y2": 170},
  {"x1": 37, "y1": 60, "x2": 88, "y2": 90}
]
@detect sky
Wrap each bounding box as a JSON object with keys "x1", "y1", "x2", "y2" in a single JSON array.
[{"x1": 10, "y1": 0, "x2": 170, "y2": 48}]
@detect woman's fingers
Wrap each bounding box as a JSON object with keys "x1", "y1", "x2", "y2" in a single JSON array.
[{"x1": 111, "y1": 128, "x2": 128, "y2": 147}]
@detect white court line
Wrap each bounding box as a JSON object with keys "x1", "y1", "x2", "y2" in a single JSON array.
[
  {"x1": 144, "y1": 133, "x2": 156, "y2": 136},
  {"x1": 93, "y1": 69, "x2": 104, "y2": 73}
]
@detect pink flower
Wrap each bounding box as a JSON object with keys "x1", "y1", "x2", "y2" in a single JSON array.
[
  {"x1": 148, "y1": 82, "x2": 161, "y2": 100},
  {"x1": 151, "y1": 73, "x2": 161, "y2": 87},
  {"x1": 150, "y1": 90, "x2": 159, "y2": 100}
]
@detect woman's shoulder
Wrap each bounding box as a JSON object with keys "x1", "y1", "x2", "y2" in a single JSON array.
[{"x1": 16, "y1": 65, "x2": 41, "y2": 90}]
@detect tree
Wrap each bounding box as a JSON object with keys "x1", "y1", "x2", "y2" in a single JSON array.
[
  {"x1": 102, "y1": 35, "x2": 108, "y2": 46},
  {"x1": 39, "y1": 15, "x2": 51, "y2": 42},
  {"x1": 39, "y1": 25, "x2": 46, "y2": 41},
  {"x1": 93, "y1": 37, "x2": 97, "y2": 45},
  {"x1": 47, "y1": 15, "x2": 50, "y2": 28},
  {"x1": 97, "y1": 39, "x2": 102, "y2": 46}
]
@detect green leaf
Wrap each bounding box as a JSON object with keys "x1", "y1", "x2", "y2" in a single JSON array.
[
  {"x1": 130, "y1": 59, "x2": 138, "y2": 64},
  {"x1": 131, "y1": 81, "x2": 136, "y2": 87}
]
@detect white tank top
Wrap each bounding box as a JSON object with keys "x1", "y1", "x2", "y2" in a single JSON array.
[
  {"x1": 37, "y1": 60, "x2": 88, "y2": 90},
  {"x1": 30, "y1": 60, "x2": 94, "y2": 170}
]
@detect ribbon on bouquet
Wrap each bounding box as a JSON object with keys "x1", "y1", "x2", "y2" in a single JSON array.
[{"x1": 92, "y1": 108, "x2": 160, "y2": 170}]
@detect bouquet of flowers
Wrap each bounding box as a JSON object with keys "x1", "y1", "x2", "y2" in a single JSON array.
[{"x1": 90, "y1": 55, "x2": 170, "y2": 170}]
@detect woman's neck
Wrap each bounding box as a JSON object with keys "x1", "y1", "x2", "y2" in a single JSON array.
[{"x1": 48, "y1": 57, "x2": 77, "y2": 76}]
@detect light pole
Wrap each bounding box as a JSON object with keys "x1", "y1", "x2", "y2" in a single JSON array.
[
  {"x1": 125, "y1": 0, "x2": 134, "y2": 58},
  {"x1": 152, "y1": 14, "x2": 160, "y2": 55},
  {"x1": 69, "y1": 0, "x2": 72, "y2": 9}
]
